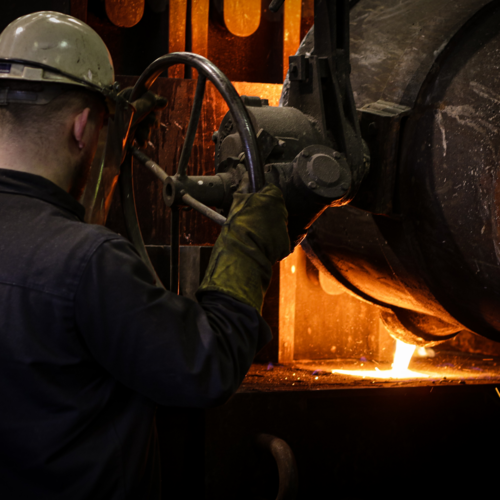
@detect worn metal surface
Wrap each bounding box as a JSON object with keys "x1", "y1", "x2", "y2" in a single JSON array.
[
  {"x1": 304, "y1": 0, "x2": 500, "y2": 344},
  {"x1": 282, "y1": 0, "x2": 368, "y2": 202},
  {"x1": 399, "y1": 0, "x2": 500, "y2": 340},
  {"x1": 348, "y1": 0, "x2": 493, "y2": 108},
  {"x1": 215, "y1": 101, "x2": 325, "y2": 167},
  {"x1": 354, "y1": 100, "x2": 411, "y2": 215},
  {"x1": 211, "y1": 0, "x2": 367, "y2": 247}
]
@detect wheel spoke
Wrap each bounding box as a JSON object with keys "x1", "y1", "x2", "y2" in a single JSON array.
[
  {"x1": 170, "y1": 206, "x2": 180, "y2": 294},
  {"x1": 119, "y1": 155, "x2": 165, "y2": 289},
  {"x1": 177, "y1": 75, "x2": 207, "y2": 177},
  {"x1": 181, "y1": 192, "x2": 226, "y2": 226},
  {"x1": 123, "y1": 53, "x2": 265, "y2": 292},
  {"x1": 131, "y1": 146, "x2": 168, "y2": 182}
]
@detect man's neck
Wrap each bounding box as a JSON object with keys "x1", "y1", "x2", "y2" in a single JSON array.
[{"x1": 0, "y1": 139, "x2": 72, "y2": 192}]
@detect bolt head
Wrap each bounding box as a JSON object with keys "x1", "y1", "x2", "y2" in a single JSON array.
[
  {"x1": 306, "y1": 153, "x2": 341, "y2": 187},
  {"x1": 308, "y1": 181, "x2": 318, "y2": 189},
  {"x1": 302, "y1": 150, "x2": 311, "y2": 158}
]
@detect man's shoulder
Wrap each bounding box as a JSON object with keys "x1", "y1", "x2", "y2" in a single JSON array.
[
  {"x1": 40, "y1": 211, "x2": 126, "y2": 260},
  {"x1": 74, "y1": 222, "x2": 137, "y2": 271},
  {"x1": 47, "y1": 219, "x2": 134, "y2": 280},
  {"x1": 73, "y1": 220, "x2": 125, "y2": 249},
  {"x1": 0, "y1": 201, "x2": 132, "y2": 299}
]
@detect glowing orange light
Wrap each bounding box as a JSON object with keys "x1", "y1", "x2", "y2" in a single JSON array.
[
  {"x1": 169, "y1": 0, "x2": 188, "y2": 78},
  {"x1": 332, "y1": 339, "x2": 430, "y2": 379},
  {"x1": 232, "y1": 83, "x2": 283, "y2": 107},
  {"x1": 283, "y1": 0, "x2": 302, "y2": 80},
  {"x1": 191, "y1": 0, "x2": 210, "y2": 58},
  {"x1": 106, "y1": 0, "x2": 145, "y2": 28},
  {"x1": 224, "y1": 0, "x2": 261, "y2": 38}
]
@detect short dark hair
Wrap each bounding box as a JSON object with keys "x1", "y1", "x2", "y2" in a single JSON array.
[{"x1": 0, "y1": 81, "x2": 106, "y2": 147}]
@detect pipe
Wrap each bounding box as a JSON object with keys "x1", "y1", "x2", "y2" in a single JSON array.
[{"x1": 255, "y1": 433, "x2": 298, "y2": 500}]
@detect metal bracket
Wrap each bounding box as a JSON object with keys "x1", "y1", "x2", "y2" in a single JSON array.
[
  {"x1": 283, "y1": 0, "x2": 367, "y2": 201},
  {"x1": 289, "y1": 55, "x2": 308, "y2": 82},
  {"x1": 351, "y1": 100, "x2": 412, "y2": 216}
]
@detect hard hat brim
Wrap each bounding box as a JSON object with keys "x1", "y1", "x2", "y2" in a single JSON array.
[{"x1": 0, "y1": 57, "x2": 121, "y2": 114}]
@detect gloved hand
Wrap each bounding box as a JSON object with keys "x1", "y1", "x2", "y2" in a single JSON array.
[
  {"x1": 197, "y1": 182, "x2": 290, "y2": 312},
  {"x1": 119, "y1": 88, "x2": 168, "y2": 148}
]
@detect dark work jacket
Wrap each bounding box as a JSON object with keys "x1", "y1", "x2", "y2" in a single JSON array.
[{"x1": 0, "y1": 169, "x2": 271, "y2": 499}]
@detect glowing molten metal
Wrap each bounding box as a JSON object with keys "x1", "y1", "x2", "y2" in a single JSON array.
[{"x1": 332, "y1": 339, "x2": 429, "y2": 379}]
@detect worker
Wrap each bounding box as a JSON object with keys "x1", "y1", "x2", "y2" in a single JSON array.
[{"x1": 0, "y1": 11, "x2": 290, "y2": 499}]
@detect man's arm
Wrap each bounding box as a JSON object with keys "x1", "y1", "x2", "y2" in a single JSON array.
[
  {"x1": 76, "y1": 182, "x2": 289, "y2": 407},
  {"x1": 75, "y1": 236, "x2": 271, "y2": 408}
]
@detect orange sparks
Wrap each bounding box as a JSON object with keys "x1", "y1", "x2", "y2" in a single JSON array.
[{"x1": 332, "y1": 339, "x2": 430, "y2": 379}]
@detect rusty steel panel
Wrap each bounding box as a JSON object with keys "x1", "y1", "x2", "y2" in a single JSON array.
[{"x1": 279, "y1": 246, "x2": 395, "y2": 363}]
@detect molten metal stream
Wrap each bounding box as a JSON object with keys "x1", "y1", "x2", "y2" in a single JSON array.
[{"x1": 332, "y1": 339, "x2": 430, "y2": 379}]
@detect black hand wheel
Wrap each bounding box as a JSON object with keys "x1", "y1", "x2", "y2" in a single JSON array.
[{"x1": 119, "y1": 52, "x2": 265, "y2": 293}]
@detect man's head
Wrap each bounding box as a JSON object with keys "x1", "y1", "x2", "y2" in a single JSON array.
[
  {"x1": 0, "y1": 80, "x2": 107, "y2": 197},
  {"x1": 0, "y1": 11, "x2": 124, "y2": 201}
]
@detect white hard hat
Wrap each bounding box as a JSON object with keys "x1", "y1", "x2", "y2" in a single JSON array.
[
  {"x1": 0, "y1": 11, "x2": 137, "y2": 227},
  {"x1": 0, "y1": 11, "x2": 116, "y2": 105}
]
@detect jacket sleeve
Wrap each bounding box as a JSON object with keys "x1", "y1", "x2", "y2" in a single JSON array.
[{"x1": 74, "y1": 236, "x2": 272, "y2": 408}]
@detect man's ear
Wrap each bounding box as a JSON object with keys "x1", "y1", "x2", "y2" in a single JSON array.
[{"x1": 73, "y1": 108, "x2": 91, "y2": 150}]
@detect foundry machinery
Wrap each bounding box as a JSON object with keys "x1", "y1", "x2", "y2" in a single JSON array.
[
  {"x1": 1, "y1": 1, "x2": 500, "y2": 499},
  {"x1": 123, "y1": 0, "x2": 500, "y2": 348},
  {"x1": 122, "y1": 0, "x2": 366, "y2": 290}
]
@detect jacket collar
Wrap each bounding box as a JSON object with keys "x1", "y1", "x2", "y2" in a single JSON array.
[{"x1": 0, "y1": 169, "x2": 85, "y2": 221}]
